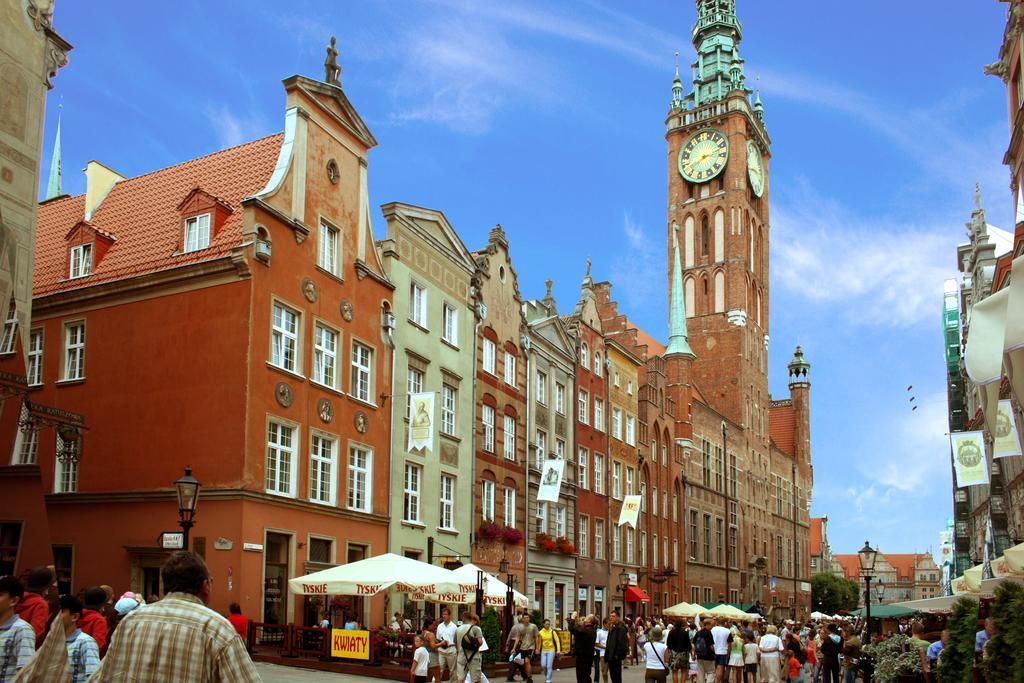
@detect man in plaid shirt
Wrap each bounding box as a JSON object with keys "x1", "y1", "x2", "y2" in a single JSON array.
[
  {"x1": 0, "y1": 575, "x2": 36, "y2": 682},
  {"x1": 92, "y1": 551, "x2": 260, "y2": 682},
  {"x1": 58, "y1": 594, "x2": 100, "y2": 682}
]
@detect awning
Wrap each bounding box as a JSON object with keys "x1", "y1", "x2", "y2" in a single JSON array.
[
  {"x1": 1006, "y1": 255, "x2": 1024, "y2": 402},
  {"x1": 849, "y1": 604, "x2": 919, "y2": 618},
  {"x1": 624, "y1": 585, "x2": 651, "y2": 603}
]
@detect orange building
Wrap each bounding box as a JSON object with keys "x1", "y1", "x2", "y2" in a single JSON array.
[{"x1": 1, "y1": 64, "x2": 394, "y2": 626}]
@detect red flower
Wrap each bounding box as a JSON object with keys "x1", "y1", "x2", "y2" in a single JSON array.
[{"x1": 502, "y1": 527, "x2": 523, "y2": 545}]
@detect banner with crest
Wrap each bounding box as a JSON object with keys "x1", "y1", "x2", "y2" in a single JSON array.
[
  {"x1": 993, "y1": 400, "x2": 1022, "y2": 458},
  {"x1": 950, "y1": 431, "x2": 988, "y2": 486}
]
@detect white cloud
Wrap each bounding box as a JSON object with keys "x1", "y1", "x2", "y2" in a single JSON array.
[
  {"x1": 203, "y1": 105, "x2": 267, "y2": 149},
  {"x1": 609, "y1": 212, "x2": 665, "y2": 316},
  {"x1": 772, "y1": 187, "x2": 956, "y2": 328}
]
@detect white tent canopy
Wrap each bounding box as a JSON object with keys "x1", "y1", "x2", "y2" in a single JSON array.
[
  {"x1": 663, "y1": 602, "x2": 703, "y2": 618},
  {"x1": 440, "y1": 563, "x2": 529, "y2": 610},
  {"x1": 288, "y1": 552, "x2": 462, "y2": 597}
]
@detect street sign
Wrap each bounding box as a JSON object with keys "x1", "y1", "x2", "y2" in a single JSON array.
[{"x1": 161, "y1": 532, "x2": 184, "y2": 550}]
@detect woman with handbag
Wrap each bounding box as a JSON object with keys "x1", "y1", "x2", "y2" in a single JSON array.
[{"x1": 643, "y1": 625, "x2": 670, "y2": 683}]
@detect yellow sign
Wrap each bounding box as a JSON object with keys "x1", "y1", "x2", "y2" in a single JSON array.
[
  {"x1": 556, "y1": 630, "x2": 571, "y2": 653},
  {"x1": 331, "y1": 629, "x2": 371, "y2": 660}
]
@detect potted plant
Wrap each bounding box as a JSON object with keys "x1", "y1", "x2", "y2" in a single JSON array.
[
  {"x1": 555, "y1": 537, "x2": 576, "y2": 555},
  {"x1": 863, "y1": 634, "x2": 922, "y2": 683},
  {"x1": 477, "y1": 522, "x2": 502, "y2": 541},
  {"x1": 536, "y1": 532, "x2": 557, "y2": 552},
  {"x1": 502, "y1": 526, "x2": 523, "y2": 545}
]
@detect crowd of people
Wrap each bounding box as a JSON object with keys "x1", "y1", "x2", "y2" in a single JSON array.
[{"x1": 0, "y1": 552, "x2": 259, "y2": 682}]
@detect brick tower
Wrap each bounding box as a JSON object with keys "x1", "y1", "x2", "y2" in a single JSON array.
[{"x1": 666, "y1": 0, "x2": 771, "y2": 441}]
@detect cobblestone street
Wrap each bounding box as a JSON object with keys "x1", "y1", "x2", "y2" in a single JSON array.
[{"x1": 256, "y1": 661, "x2": 656, "y2": 683}]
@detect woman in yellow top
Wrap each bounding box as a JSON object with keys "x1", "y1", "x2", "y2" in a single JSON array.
[{"x1": 538, "y1": 618, "x2": 561, "y2": 683}]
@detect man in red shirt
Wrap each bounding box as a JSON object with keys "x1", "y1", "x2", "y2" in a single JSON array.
[
  {"x1": 15, "y1": 566, "x2": 54, "y2": 647},
  {"x1": 80, "y1": 586, "x2": 110, "y2": 654},
  {"x1": 227, "y1": 602, "x2": 249, "y2": 640}
]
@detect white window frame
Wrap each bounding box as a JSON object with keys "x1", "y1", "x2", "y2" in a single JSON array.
[
  {"x1": 404, "y1": 463, "x2": 422, "y2": 523},
  {"x1": 313, "y1": 323, "x2": 339, "y2": 389},
  {"x1": 410, "y1": 282, "x2": 428, "y2": 328},
  {"x1": 271, "y1": 301, "x2": 300, "y2": 373},
  {"x1": 555, "y1": 383, "x2": 566, "y2": 414},
  {"x1": 406, "y1": 366, "x2": 424, "y2": 420},
  {"x1": 184, "y1": 213, "x2": 211, "y2": 253},
  {"x1": 504, "y1": 351, "x2": 516, "y2": 386},
  {"x1": 347, "y1": 444, "x2": 372, "y2": 512},
  {"x1": 595, "y1": 519, "x2": 605, "y2": 560},
  {"x1": 442, "y1": 303, "x2": 459, "y2": 346},
  {"x1": 640, "y1": 531, "x2": 647, "y2": 566},
  {"x1": 612, "y1": 461, "x2": 622, "y2": 500},
  {"x1": 266, "y1": 419, "x2": 298, "y2": 497},
  {"x1": 350, "y1": 342, "x2": 374, "y2": 403},
  {"x1": 612, "y1": 408, "x2": 622, "y2": 440},
  {"x1": 317, "y1": 219, "x2": 340, "y2": 275},
  {"x1": 536, "y1": 430, "x2": 547, "y2": 469},
  {"x1": 613, "y1": 523, "x2": 622, "y2": 562},
  {"x1": 441, "y1": 384, "x2": 457, "y2": 436},
  {"x1": 503, "y1": 486, "x2": 516, "y2": 527},
  {"x1": 54, "y1": 450, "x2": 78, "y2": 493},
  {"x1": 594, "y1": 398, "x2": 604, "y2": 432},
  {"x1": 62, "y1": 321, "x2": 85, "y2": 381},
  {"x1": 536, "y1": 371, "x2": 547, "y2": 405},
  {"x1": 482, "y1": 480, "x2": 495, "y2": 521},
  {"x1": 482, "y1": 405, "x2": 495, "y2": 452},
  {"x1": 555, "y1": 438, "x2": 565, "y2": 461},
  {"x1": 555, "y1": 505, "x2": 566, "y2": 537},
  {"x1": 27, "y1": 329, "x2": 43, "y2": 386},
  {"x1": 482, "y1": 338, "x2": 496, "y2": 374},
  {"x1": 579, "y1": 515, "x2": 589, "y2": 557},
  {"x1": 439, "y1": 474, "x2": 456, "y2": 530},
  {"x1": 578, "y1": 447, "x2": 589, "y2": 490},
  {"x1": 580, "y1": 342, "x2": 589, "y2": 368},
  {"x1": 626, "y1": 526, "x2": 635, "y2": 563},
  {"x1": 593, "y1": 352, "x2": 602, "y2": 376},
  {"x1": 69, "y1": 244, "x2": 92, "y2": 279},
  {"x1": 12, "y1": 404, "x2": 38, "y2": 465},
  {"x1": 594, "y1": 453, "x2": 605, "y2": 494},
  {"x1": 625, "y1": 415, "x2": 636, "y2": 446},
  {"x1": 309, "y1": 432, "x2": 338, "y2": 505},
  {"x1": 578, "y1": 389, "x2": 589, "y2": 424},
  {"x1": 503, "y1": 414, "x2": 516, "y2": 460},
  {"x1": 626, "y1": 467, "x2": 635, "y2": 496},
  {"x1": 536, "y1": 501, "x2": 548, "y2": 534},
  {"x1": 0, "y1": 300, "x2": 16, "y2": 354}
]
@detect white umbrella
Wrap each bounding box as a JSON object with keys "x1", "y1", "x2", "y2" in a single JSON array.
[
  {"x1": 664, "y1": 602, "x2": 704, "y2": 618},
  {"x1": 442, "y1": 563, "x2": 529, "y2": 610},
  {"x1": 288, "y1": 552, "x2": 461, "y2": 597},
  {"x1": 810, "y1": 611, "x2": 827, "y2": 620}
]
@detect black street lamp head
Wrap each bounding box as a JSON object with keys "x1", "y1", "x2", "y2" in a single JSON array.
[
  {"x1": 499, "y1": 558, "x2": 509, "y2": 575},
  {"x1": 858, "y1": 540, "x2": 877, "y2": 573},
  {"x1": 619, "y1": 569, "x2": 630, "y2": 590},
  {"x1": 175, "y1": 466, "x2": 201, "y2": 521}
]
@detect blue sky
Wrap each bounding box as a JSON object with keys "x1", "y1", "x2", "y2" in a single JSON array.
[{"x1": 43, "y1": 1, "x2": 1011, "y2": 559}]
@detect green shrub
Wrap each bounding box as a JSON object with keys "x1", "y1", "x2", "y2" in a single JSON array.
[
  {"x1": 480, "y1": 608, "x2": 502, "y2": 664},
  {"x1": 982, "y1": 581, "x2": 1024, "y2": 683},
  {"x1": 936, "y1": 596, "x2": 978, "y2": 683},
  {"x1": 863, "y1": 634, "x2": 921, "y2": 683}
]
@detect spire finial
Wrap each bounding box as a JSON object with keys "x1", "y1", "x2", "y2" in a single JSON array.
[
  {"x1": 585, "y1": 256, "x2": 591, "y2": 278},
  {"x1": 324, "y1": 36, "x2": 341, "y2": 86},
  {"x1": 975, "y1": 182, "x2": 981, "y2": 211},
  {"x1": 545, "y1": 279, "x2": 552, "y2": 297},
  {"x1": 675, "y1": 51, "x2": 680, "y2": 78},
  {"x1": 45, "y1": 103, "x2": 63, "y2": 200}
]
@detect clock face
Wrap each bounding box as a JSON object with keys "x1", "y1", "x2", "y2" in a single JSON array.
[
  {"x1": 678, "y1": 128, "x2": 729, "y2": 183},
  {"x1": 746, "y1": 141, "x2": 765, "y2": 197}
]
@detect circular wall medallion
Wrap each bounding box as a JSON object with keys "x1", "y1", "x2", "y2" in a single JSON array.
[
  {"x1": 354, "y1": 411, "x2": 369, "y2": 434},
  {"x1": 302, "y1": 278, "x2": 318, "y2": 303},
  {"x1": 275, "y1": 382, "x2": 294, "y2": 408},
  {"x1": 340, "y1": 299, "x2": 354, "y2": 322},
  {"x1": 326, "y1": 159, "x2": 340, "y2": 184},
  {"x1": 317, "y1": 398, "x2": 334, "y2": 424}
]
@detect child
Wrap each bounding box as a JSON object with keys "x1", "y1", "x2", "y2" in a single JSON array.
[
  {"x1": 411, "y1": 634, "x2": 429, "y2": 683},
  {"x1": 742, "y1": 633, "x2": 759, "y2": 683},
  {"x1": 787, "y1": 651, "x2": 800, "y2": 683}
]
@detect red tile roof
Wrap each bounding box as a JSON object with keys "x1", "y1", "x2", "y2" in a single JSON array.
[
  {"x1": 768, "y1": 400, "x2": 796, "y2": 456},
  {"x1": 810, "y1": 517, "x2": 823, "y2": 556},
  {"x1": 34, "y1": 134, "x2": 283, "y2": 297},
  {"x1": 624, "y1": 317, "x2": 666, "y2": 356},
  {"x1": 884, "y1": 554, "x2": 928, "y2": 582},
  {"x1": 833, "y1": 554, "x2": 860, "y2": 581}
]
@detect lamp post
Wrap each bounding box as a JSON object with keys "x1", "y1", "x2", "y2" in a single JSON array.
[
  {"x1": 858, "y1": 540, "x2": 878, "y2": 640},
  {"x1": 174, "y1": 466, "x2": 201, "y2": 550},
  {"x1": 875, "y1": 578, "x2": 885, "y2": 606},
  {"x1": 475, "y1": 569, "x2": 487, "y2": 617},
  {"x1": 500, "y1": 558, "x2": 514, "y2": 636}
]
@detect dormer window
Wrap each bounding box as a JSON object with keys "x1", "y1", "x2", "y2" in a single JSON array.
[
  {"x1": 184, "y1": 213, "x2": 211, "y2": 253},
  {"x1": 69, "y1": 244, "x2": 93, "y2": 279}
]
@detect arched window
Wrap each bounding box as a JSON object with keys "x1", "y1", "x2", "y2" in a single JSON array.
[
  {"x1": 714, "y1": 271, "x2": 725, "y2": 313},
  {"x1": 684, "y1": 278, "x2": 695, "y2": 318},
  {"x1": 581, "y1": 342, "x2": 589, "y2": 369},
  {"x1": 684, "y1": 216, "x2": 695, "y2": 268},
  {"x1": 700, "y1": 215, "x2": 710, "y2": 257},
  {"x1": 594, "y1": 352, "x2": 603, "y2": 376},
  {"x1": 714, "y1": 210, "x2": 725, "y2": 262},
  {"x1": 756, "y1": 288, "x2": 762, "y2": 328}
]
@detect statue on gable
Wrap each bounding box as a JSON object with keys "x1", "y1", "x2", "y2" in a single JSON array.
[{"x1": 324, "y1": 36, "x2": 341, "y2": 86}]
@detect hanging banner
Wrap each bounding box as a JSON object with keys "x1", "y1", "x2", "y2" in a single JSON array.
[
  {"x1": 537, "y1": 459, "x2": 564, "y2": 502},
  {"x1": 950, "y1": 431, "x2": 989, "y2": 487},
  {"x1": 618, "y1": 494, "x2": 642, "y2": 528},
  {"x1": 408, "y1": 392, "x2": 435, "y2": 452},
  {"x1": 993, "y1": 400, "x2": 1022, "y2": 458}
]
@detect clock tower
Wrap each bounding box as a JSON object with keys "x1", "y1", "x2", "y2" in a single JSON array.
[{"x1": 666, "y1": 0, "x2": 771, "y2": 437}]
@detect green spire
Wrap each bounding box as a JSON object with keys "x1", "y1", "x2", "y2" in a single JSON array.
[
  {"x1": 671, "y1": 52, "x2": 684, "y2": 110},
  {"x1": 788, "y1": 345, "x2": 810, "y2": 387},
  {"x1": 666, "y1": 229, "x2": 694, "y2": 357},
  {"x1": 45, "y1": 106, "x2": 62, "y2": 200},
  {"x1": 688, "y1": 0, "x2": 747, "y2": 106}
]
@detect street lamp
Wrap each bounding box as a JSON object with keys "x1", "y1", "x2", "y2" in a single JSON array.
[
  {"x1": 858, "y1": 540, "x2": 878, "y2": 640},
  {"x1": 875, "y1": 578, "x2": 885, "y2": 605},
  {"x1": 174, "y1": 466, "x2": 201, "y2": 550},
  {"x1": 475, "y1": 570, "x2": 487, "y2": 617},
  {"x1": 500, "y1": 558, "x2": 514, "y2": 635}
]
